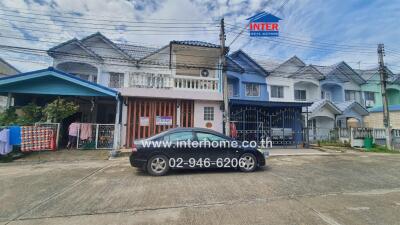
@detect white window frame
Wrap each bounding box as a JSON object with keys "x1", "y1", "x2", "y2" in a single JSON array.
[
  {"x1": 345, "y1": 90, "x2": 357, "y2": 101},
  {"x1": 271, "y1": 85, "x2": 284, "y2": 98},
  {"x1": 294, "y1": 89, "x2": 307, "y2": 101},
  {"x1": 245, "y1": 83, "x2": 260, "y2": 97},
  {"x1": 203, "y1": 107, "x2": 214, "y2": 121},
  {"x1": 109, "y1": 72, "x2": 125, "y2": 88}
]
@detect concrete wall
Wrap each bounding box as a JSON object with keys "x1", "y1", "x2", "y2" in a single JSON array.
[
  {"x1": 228, "y1": 71, "x2": 268, "y2": 101},
  {"x1": 364, "y1": 111, "x2": 400, "y2": 129},
  {"x1": 293, "y1": 81, "x2": 320, "y2": 102},
  {"x1": 173, "y1": 45, "x2": 220, "y2": 78},
  {"x1": 266, "y1": 76, "x2": 295, "y2": 102},
  {"x1": 194, "y1": 100, "x2": 223, "y2": 133}
]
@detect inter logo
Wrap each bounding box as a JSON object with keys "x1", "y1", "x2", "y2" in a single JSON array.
[{"x1": 247, "y1": 11, "x2": 282, "y2": 37}]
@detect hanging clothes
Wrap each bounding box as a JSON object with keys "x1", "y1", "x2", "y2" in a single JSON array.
[
  {"x1": 0, "y1": 129, "x2": 12, "y2": 155},
  {"x1": 80, "y1": 123, "x2": 92, "y2": 140},
  {"x1": 9, "y1": 126, "x2": 21, "y2": 145},
  {"x1": 68, "y1": 122, "x2": 80, "y2": 137}
]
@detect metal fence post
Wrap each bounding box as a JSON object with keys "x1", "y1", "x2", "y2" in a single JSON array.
[
  {"x1": 95, "y1": 124, "x2": 99, "y2": 149},
  {"x1": 76, "y1": 125, "x2": 80, "y2": 149},
  {"x1": 56, "y1": 123, "x2": 60, "y2": 148}
]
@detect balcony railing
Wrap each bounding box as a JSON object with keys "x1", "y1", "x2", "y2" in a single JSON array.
[
  {"x1": 174, "y1": 75, "x2": 219, "y2": 91},
  {"x1": 129, "y1": 72, "x2": 174, "y2": 89},
  {"x1": 128, "y1": 73, "x2": 219, "y2": 92}
]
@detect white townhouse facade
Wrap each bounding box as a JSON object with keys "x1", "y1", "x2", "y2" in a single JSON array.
[
  {"x1": 260, "y1": 56, "x2": 368, "y2": 140},
  {"x1": 48, "y1": 32, "x2": 224, "y2": 147},
  {"x1": 265, "y1": 56, "x2": 322, "y2": 103}
]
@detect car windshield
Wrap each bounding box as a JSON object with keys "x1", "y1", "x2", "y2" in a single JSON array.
[{"x1": 145, "y1": 130, "x2": 171, "y2": 141}]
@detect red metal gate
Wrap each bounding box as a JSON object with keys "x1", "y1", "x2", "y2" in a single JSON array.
[{"x1": 126, "y1": 98, "x2": 193, "y2": 147}]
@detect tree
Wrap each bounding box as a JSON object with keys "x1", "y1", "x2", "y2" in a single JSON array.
[
  {"x1": 0, "y1": 107, "x2": 18, "y2": 126},
  {"x1": 17, "y1": 103, "x2": 43, "y2": 125},
  {"x1": 43, "y1": 98, "x2": 79, "y2": 122}
]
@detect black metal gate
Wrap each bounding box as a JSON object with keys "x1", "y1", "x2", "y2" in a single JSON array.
[{"x1": 230, "y1": 105, "x2": 305, "y2": 147}]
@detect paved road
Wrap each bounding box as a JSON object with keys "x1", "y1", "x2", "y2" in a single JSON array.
[{"x1": 1, "y1": 153, "x2": 400, "y2": 225}]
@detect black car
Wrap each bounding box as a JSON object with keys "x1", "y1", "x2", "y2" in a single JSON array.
[{"x1": 129, "y1": 127, "x2": 268, "y2": 176}]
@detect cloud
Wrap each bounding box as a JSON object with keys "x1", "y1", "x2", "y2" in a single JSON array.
[{"x1": 0, "y1": 0, "x2": 399, "y2": 73}]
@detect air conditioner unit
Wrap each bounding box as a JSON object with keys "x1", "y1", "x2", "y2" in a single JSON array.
[
  {"x1": 200, "y1": 69, "x2": 210, "y2": 77},
  {"x1": 365, "y1": 100, "x2": 374, "y2": 107}
]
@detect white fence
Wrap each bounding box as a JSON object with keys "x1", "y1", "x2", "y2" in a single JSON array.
[
  {"x1": 309, "y1": 126, "x2": 400, "y2": 150},
  {"x1": 77, "y1": 124, "x2": 115, "y2": 150}
]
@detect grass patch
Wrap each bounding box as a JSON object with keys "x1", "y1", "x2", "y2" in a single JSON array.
[
  {"x1": 363, "y1": 145, "x2": 400, "y2": 153},
  {"x1": 317, "y1": 140, "x2": 351, "y2": 148}
]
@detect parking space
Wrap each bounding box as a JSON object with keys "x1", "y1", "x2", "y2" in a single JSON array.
[{"x1": 1, "y1": 153, "x2": 400, "y2": 224}]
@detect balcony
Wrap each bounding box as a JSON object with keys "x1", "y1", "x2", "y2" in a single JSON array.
[
  {"x1": 129, "y1": 72, "x2": 174, "y2": 89},
  {"x1": 174, "y1": 75, "x2": 219, "y2": 91},
  {"x1": 128, "y1": 73, "x2": 219, "y2": 92},
  {"x1": 120, "y1": 72, "x2": 222, "y2": 101}
]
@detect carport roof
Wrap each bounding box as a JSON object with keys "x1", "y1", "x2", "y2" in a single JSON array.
[
  {"x1": 0, "y1": 67, "x2": 118, "y2": 97},
  {"x1": 230, "y1": 99, "x2": 313, "y2": 107}
]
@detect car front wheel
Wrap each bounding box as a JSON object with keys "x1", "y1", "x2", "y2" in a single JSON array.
[
  {"x1": 147, "y1": 155, "x2": 169, "y2": 176},
  {"x1": 239, "y1": 153, "x2": 257, "y2": 172}
]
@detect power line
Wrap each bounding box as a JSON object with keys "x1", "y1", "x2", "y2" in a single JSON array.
[
  {"x1": 0, "y1": 18, "x2": 220, "y2": 32},
  {"x1": 225, "y1": 22, "x2": 380, "y2": 50},
  {"x1": 235, "y1": 34, "x2": 377, "y2": 54},
  {"x1": 228, "y1": 0, "x2": 290, "y2": 47},
  {"x1": 3, "y1": 43, "x2": 397, "y2": 79},
  {"x1": 0, "y1": 34, "x2": 226, "y2": 61},
  {"x1": 0, "y1": 7, "x2": 219, "y2": 23},
  {"x1": 2, "y1": 33, "x2": 399, "y2": 72}
]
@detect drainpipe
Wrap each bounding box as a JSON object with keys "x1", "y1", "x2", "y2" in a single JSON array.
[{"x1": 111, "y1": 94, "x2": 122, "y2": 157}]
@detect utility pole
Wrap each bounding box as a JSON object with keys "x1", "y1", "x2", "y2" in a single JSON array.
[
  {"x1": 220, "y1": 18, "x2": 230, "y2": 135},
  {"x1": 377, "y1": 44, "x2": 392, "y2": 149}
]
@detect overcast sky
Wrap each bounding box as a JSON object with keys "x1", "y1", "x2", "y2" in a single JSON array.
[{"x1": 1, "y1": 0, "x2": 400, "y2": 73}]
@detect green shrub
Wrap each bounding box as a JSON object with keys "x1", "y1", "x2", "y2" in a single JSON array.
[
  {"x1": 16, "y1": 103, "x2": 43, "y2": 125},
  {"x1": 43, "y1": 98, "x2": 79, "y2": 122},
  {"x1": 0, "y1": 107, "x2": 18, "y2": 126}
]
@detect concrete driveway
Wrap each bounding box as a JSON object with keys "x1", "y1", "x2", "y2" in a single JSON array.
[{"x1": 1, "y1": 153, "x2": 400, "y2": 225}]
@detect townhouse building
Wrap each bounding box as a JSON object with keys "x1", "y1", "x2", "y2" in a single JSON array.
[
  {"x1": 313, "y1": 62, "x2": 368, "y2": 128},
  {"x1": 47, "y1": 32, "x2": 224, "y2": 147},
  {"x1": 261, "y1": 56, "x2": 369, "y2": 140},
  {"x1": 227, "y1": 51, "x2": 311, "y2": 145},
  {"x1": 358, "y1": 68, "x2": 400, "y2": 128}
]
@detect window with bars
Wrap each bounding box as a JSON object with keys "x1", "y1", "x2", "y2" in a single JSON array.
[
  {"x1": 245, "y1": 83, "x2": 260, "y2": 97},
  {"x1": 203, "y1": 107, "x2": 214, "y2": 121},
  {"x1": 109, "y1": 72, "x2": 124, "y2": 88},
  {"x1": 271, "y1": 85, "x2": 284, "y2": 98}
]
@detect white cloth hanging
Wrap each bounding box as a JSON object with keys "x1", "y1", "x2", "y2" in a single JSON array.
[{"x1": 0, "y1": 129, "x2": 12, "y2": 155}]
